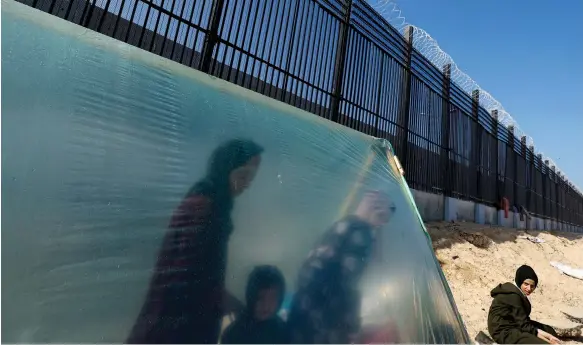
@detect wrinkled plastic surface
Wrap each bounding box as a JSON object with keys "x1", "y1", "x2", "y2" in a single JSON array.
[{"x1": 1, "y1": 1, "x2": 470, "y2": 343}]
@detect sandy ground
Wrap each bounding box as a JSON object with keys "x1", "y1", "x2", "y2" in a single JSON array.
[{"x1": 427, "y1": 221, "x2": 583, "y2": 343}]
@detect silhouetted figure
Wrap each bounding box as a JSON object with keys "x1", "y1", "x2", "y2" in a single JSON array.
[
  {"x1": 221, "y1": 265, "x2": 290, "y2": 344},
  {"x1": 287, "y1": 191, "x2": 394, "y2": 344},
  {"x1": 127, "y1": 139, "x2": 264, "y2": 344}
]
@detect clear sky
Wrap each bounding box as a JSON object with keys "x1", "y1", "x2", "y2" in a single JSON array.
[{"x1": 392, "y1": 0, "x2": 583, "y2": 189}]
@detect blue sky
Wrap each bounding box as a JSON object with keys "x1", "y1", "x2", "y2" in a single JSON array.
[{"x1": 392, "y1": 0, "x2": 583, "y2": 189}]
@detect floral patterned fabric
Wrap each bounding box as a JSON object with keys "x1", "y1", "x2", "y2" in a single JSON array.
[{"x1": 287, "y1": 215, "x2": 376, "y2": 343}]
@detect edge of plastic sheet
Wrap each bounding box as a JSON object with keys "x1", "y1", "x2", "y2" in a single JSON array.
[{"x1": 374, "y1": 137, "x2": 471, "y2": 343}]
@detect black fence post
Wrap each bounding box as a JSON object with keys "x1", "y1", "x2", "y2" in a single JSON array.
[
  {"x1": 472, "y1": 90, "x2": 481, "y2": 201},
  {"x1": 330, "y1": 0, "x2": 354, "y2": 123},
  {"x1": 374, "y1": 56, "x2": 385, "y2": 137},
  {"x1": 396, "y1": 26, "x2": 415, "y2": 166},
  {"x1": 508, "y1": 125, "x2": 517, "y2": 208},
  {"x1": 521, "y1": 136, "x2": 528, "y2": 210},
  {"x1": 553, "y1": 171, "x2": 567, "y2": 219},
  {"x1": 200, "y1": 0, "x2": 227, "y2": 73},
  {"x1": 551, "y1": 165, "x2": 561, "y2": 221},
  {"x1": 528, "y1": 144, "x2": 535, "y2": 211},
  {"x1": 535, "y1": 153, "x2": 545, "y2": 215},
  {"x1": 543, "y1": 159, "x2": 549, "y2": 219},
  {"x1": 492, "y1": 110, "x2": 500, "y2": 205},
  {"x1": 441, "y1": 64, "x2": 452, "y2": 197}
]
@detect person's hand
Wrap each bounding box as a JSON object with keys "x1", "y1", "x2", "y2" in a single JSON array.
[{"x1": 537, "y1": 329, "x2": 561, "y2": 344}]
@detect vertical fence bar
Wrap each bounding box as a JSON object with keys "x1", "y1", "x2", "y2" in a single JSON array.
[
  {"x1": 373, "y1": 56, "x2": 385, "y2": 137},
  {"x1": 200, "y1": 0, "x2": 227, "y2": 73},
  {"x1": 528, "y1": 144, "x2": 535, "y2": 212},
  {"x1": 508, "y1": 126, "x2": 517, "y2": 208},
  {"x1": 441, "y1": 64, "x2": 452, "y2": 197},
  {"x1": 555, "y1": 172, "x2": 566, "y2": 223},
  {"x1": 536, "y1": 153, "x2": 542, "y2": 215},
  {"x1": 521, "y1": 136, "x2": 528, "y2": 210},
  {"x1": 544, "y1": 160, "x2": 549, "y2": 220},
  {"x1": 472, "y1": 90, "x2": 481, "y2": 200},
  {"x1": 397, "y1": 26, "x2": 414, "y2": 165},
  {"x1": 557, "y1": 169, "x2": 560, "y2": 223},
  {"x1": 492, "y1": 110, "x2": 500, "y2": 205},
  {"x1": 330, "y1": 0, "x2": 353, "y2": 123}
]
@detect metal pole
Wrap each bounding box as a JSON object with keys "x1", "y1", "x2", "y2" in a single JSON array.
[
  {"x1": 200, "y1": 0, "x2": 227, "y2": 73},
  {"x1": 521, "y1": 136, "x2": 529, "y2": 209},
  {"x1": 543, "y1": 159, "x2": 549, "y2": 219},
  {"x1": 397, "y1": 26, "x2": 415, "y2": 170},
  {"x1": 472, "y1": 90, "x2": 481, "y2": 200},
  {"x1": 330, "y1": 0, "x2": 353, "y2": 123},
  {"x1": 508, "y1": 126, "x2": 517, "y2": 208},
  {"x1": 440, "y1": 63, "x2": 452, "y2": 197},
  {"x1": 492, "y1": 110, "x2": 500, "y2": 205}
]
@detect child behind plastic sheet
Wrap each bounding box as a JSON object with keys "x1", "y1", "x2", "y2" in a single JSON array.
[{"x1": 221, "y1": 265, "x2": 290, "y2": 344}]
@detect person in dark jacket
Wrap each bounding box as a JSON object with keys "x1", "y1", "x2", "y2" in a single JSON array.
[
  {"x1": 287, "y1": 191, "x2": 394, "y2": 344},
  {"x1": 127, "y1": 139, "x2": 264, "y2": 344},
  {"x1": 487, "y1": 265, "x2": 561, "y2": 344},
  {"x1": 221, "y1": 265, "x2": 290, "y2": 344}
]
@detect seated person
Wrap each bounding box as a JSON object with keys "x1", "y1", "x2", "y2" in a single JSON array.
[
  {"x1": 221, "y1": 265, "x2": 290, "y2": 344},
  {"x1": 487, "y1": 265, "x2": 561, "y2": 344}
]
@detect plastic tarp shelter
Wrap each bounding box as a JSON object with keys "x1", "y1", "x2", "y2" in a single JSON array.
[{"x1": 1, "y1": 1, "x2": 470, "y2": 343}]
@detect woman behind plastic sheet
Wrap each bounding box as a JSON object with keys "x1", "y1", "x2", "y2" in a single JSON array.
[
  {"x1": 488, "y1": 265, "x2": 561, "y2": 344},
  {"x1": 221, "y1": 265, "x2": 290, "y2": 344},
  {"x1": 287, "y1": 191, "x2": 394, "y2": 344},
  {"x1": 127, "y1": 139, "x2": 264, "y2": 344}
]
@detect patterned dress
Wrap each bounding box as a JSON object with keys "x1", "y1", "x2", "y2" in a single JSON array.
[{"x1": 287, "y1": 215, "x2": 376, "y2": 343}]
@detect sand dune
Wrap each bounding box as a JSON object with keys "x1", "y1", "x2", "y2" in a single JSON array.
[{"x1": 427, "y1": 222, "x2": 583, "y2": 344}]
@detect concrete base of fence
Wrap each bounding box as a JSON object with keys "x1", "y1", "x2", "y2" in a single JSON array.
[
  {"x1": 513, "y1": 213, "x2": 526, "y2": 229},
  {"x1": 444, "y1": 197, "x2": 477, "y2": 222},
  {"x1": 411, "y1": 189, "x2": 444, "y2": 221},
  {"x1": 475, "y1": 204, "x2": 484, "y2": 224},
  {"x1": 444, "y1": 197, "x2": 455, "y2": 222},
  {"x1": 474, "y1": 204, "x2": 497, "y2": 225},
  {"x1": 412, "y1": 191, "x2": 582, "y2": 233},
  {"x1": 497, "y1": 210, "x2": 513, "y2": 228}
]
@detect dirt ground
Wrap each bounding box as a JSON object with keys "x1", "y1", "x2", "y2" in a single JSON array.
[{"x1": 427, "y1": 221, "x2": 583, "y2": 344}]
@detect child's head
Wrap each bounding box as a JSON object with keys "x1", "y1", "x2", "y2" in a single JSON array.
[{"x1": 245, "y1": 265, "x2": 285, "y2": 321}]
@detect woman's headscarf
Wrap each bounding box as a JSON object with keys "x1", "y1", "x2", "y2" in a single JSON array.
[
  {"x1": 515, "y1": 265, "x2": 538, "y2": 288},
  {"x1": 187, "y1": 139, "x2": 264, "y2": 212}
]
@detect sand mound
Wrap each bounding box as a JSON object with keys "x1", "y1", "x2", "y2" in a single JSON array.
[
  {"x1": 563, "y1": 307, "x2": 583, "y2": 323},
  {"x1": 427, "y1": 221, "x2": 583, "y2": 343}
]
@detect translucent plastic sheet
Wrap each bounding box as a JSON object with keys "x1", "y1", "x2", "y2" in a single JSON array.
[{"x1": 1, "y1": 1, "x2": 470, "y2": 343}]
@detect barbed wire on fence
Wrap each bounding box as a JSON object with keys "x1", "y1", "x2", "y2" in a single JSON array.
[{"x1": 367, "y1": 0, "x2": 581, "y2": 194}]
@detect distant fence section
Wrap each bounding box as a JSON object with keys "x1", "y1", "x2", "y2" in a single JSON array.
[{"x1": 18, "y1": 0, "x2": 583, "y2": 226}]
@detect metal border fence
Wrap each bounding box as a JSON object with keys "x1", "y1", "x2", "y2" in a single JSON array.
[{"x1": 16, "y1": 0, "x2": 583, "y2": 226}]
